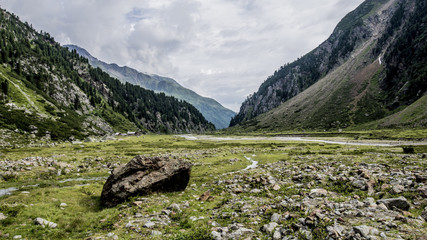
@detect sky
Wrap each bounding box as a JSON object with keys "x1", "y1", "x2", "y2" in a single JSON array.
[{"x1": 2, "y1": 0, "x2": 364, "y2": 112}]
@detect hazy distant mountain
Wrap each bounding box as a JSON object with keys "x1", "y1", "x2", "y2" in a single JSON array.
[
  {"x1": 65, "y1": 45, "x2": 236, "y2": 129},
  {"x1": 230, "y1": 0, "x2": 426, "y2": 131},
  {"x1": 0, "y1": 8, "x2": 214, "y2": 140}
]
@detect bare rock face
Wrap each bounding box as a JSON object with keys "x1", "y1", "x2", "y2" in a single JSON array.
[{"x1": 101, "y1": 156, "x2": 191, "y2": 207}]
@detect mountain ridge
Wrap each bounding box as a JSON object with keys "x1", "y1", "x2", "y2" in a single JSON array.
[
  {"x1": 65, "y1": 44, "x2": 235, "y2": 129},
  {"x1": 230, "y1": 0, "x2": 426, "y2": 131}
]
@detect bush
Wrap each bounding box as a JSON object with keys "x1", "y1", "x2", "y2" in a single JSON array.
[{"x1": 402, "y1": 146, "x2": 415, "y2": 154}]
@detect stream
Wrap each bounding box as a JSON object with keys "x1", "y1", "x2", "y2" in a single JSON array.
[
  {"x1": 0, "y1": 177, "x2": 107, "y2": 198},
  {"x1": 243, "y1": 155, "x2": 258, "y2": 170}
]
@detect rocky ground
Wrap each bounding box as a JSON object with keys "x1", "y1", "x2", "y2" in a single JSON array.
[
  {"x1": 108, "y1": 152, "x2": 427, "y2": 240},
  {"x1": 0, "y1": 135, "x2": 426, "y2": 239}
]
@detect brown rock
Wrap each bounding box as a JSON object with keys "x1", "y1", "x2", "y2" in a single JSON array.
[
  {"x1": 367, "y1": 179, "x2": 375, "y2": 196},
  {"x1": 358, "y1": 169, "x2": 371, "y2": 179},
  {"x1": 101, "y1": 156, "x2": 191, "y2": 207},
  {"x1": 415, "y1": 174, "x2": 427, "y2": 183},
  {"x1": 199, "y1": 190, "x2": 214, "y2": 201}
]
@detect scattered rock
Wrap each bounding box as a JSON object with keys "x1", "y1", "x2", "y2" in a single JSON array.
[
  {"x1": 0, "y1": 213, "x2": 6, "y2": 220},
  {"x1": 101, "y1": 156, "x2": 191, "y2": 207}
]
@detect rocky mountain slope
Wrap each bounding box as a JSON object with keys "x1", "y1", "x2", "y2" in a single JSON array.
[
  {"x1": 65, "y1": 45, "x2": 235, "y2": 129},
  {"x1": 230, "y1": 0, "x2": 426, "y2": 130},
  {"x1": 0, "y1": 8, "x2": 214, "y2": 140}
]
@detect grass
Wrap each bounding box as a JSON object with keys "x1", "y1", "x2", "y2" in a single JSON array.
[{"x1": 0, "y1": 134, "x2": 426, "y2": 239}]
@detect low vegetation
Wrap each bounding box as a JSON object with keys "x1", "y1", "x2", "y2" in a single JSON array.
[{"x1": 0, "y1": 133, "x2": 426, "y2": 239}]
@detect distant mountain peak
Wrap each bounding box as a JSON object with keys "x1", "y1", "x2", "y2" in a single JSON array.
[{"x1": 65, "y1": 44, "x2": 236, "y2": 129}]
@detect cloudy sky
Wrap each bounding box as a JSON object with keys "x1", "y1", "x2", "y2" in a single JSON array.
[{"x1": 2, "y1": 0, "x2": 364, "y2": 112}]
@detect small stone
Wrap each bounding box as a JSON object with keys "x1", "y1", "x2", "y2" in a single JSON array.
[
  {"x1": 169, "y1": 203, "x2": 181, "y2": 212},
  {"x1": 271, "y1": 213, "x2": 281, "y2": 223},
  {"x1": 233, "y1": 185, "x2": 244, "y2": 193},
  {"x1": 376, "y1": 203, "x2": 388, "y2": 210},
  {"x1": 151, "y1": 230, "x2": 162, "y2": 236},
  {"x1": 300, "y1": 229, "x2": 312, "y2": 240},
  {"x1": 34, "y1": 217, "x2": 57, "y2": 228},
  {"x1": 144, "y1": 221, "x2": 156, "y2": 228},
  {"x1": 211, "y1": 231, "x2": 222, "y2": 240},
  {"x1": 358, "y1": 169, "x2": 371, "y2": 179},
  {"x1": 199, "y1": 190, "x2": 211, "y2": 201},
  {"x1": 250, "y1": 189, "x2": 261, "y2": 193},
  {"x1": 390, "y1": 185, "x2": 405, "y2": 194},
  {"x1": 272, "y1": 184, "x2": 280, "y2": 191},
  {"x1": 262, "y1": 222, "x2": 278, "y2": 234},
  {"x1": 421, "y1": 208, "x2": 427, "y2": 221},
  {"x1": 0, "y1": 213, "x2": 7, "y2": 220},
  {"x1": 106, "y1": 232, "x2": 118, "y2": 240},
  {"x1": 327, "y1": 224, "x2": 345, "y2": 238},
  {"x1": 309, "y1": 188, "x2": 328, "y2": 198},
  {"x1": 132, "y1": 201, "x2": 143, "y2": 207},
  {"x1": 352, "y1": 180, "x2": 366, "y2": 189},
  {"x1": 13, "y1": 235, "x2": 22, "y2": 239},
  {"x1": 415, "y1": 174, "x2": 427, "y2": 183},
  {"x1": 273, "y1": 230, "x2": 282, "y2": 240},
  {"x1": 381, "y1": 184, "x2": 390, "y2": 191},
  {"x1": 60, "y1": 203, "x2": 67, "y2": 207},
  {"x1": 353, "y1": 225, "x2": 373, "y2": 238},
  {"x1": 367, "y1": 180, "x2": 375, "y2": 195}
]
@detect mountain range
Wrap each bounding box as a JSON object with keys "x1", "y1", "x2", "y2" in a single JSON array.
[
  {"x1": 0, "y1": 0, "x2": 425, "y2": 140},
  {"x1": 0, "y1": 8, "x2": 214, "y2": 140},
  {"x1": 64, "y1": 45, "x2": 235, "y2": 130},
  {"x1": 230, "y1": 0, "x2": 426, "y2": 131}
]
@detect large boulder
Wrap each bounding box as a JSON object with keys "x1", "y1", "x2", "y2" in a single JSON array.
[
  {"x1": 101, "y1": 156, "x2": 191, "y2": 207},
  {"x1": 377, "y1": 196, "x2": 410, "y2": 211}
]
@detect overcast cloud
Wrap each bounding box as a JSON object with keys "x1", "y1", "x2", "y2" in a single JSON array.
[{"x1": 2, "y1": 0, "x2": 364, "y2": 112}]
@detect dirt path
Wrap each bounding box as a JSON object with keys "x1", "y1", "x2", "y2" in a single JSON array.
[{"x1": 178, "y1": 135, "x2": 426, "y2": 146}]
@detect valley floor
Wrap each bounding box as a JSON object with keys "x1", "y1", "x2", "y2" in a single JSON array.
[{"x1": 0, "y1": 134, "x2": 426, "y2": 239}]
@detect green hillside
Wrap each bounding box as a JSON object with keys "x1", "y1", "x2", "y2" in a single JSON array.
[
  {"x1": 0, "y1": 8, "x2": 214, "y2": 140},
  {"x1": 231, "y1": 0, "x2": 426, "y2": 131}
]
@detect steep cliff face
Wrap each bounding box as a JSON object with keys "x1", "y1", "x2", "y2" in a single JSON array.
[
  {"x1": 231, "y1": 0, "x2": 426, "y2": 130},
  {"x1": 0, "y1": 8, "x2": 215, "y2": 139},
  {"x1": 230, "y1": 0, "x2": 396, "y2": 127},
  {"x1": 65, "y1": 45, "x2": 236, "y2": 129}
]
